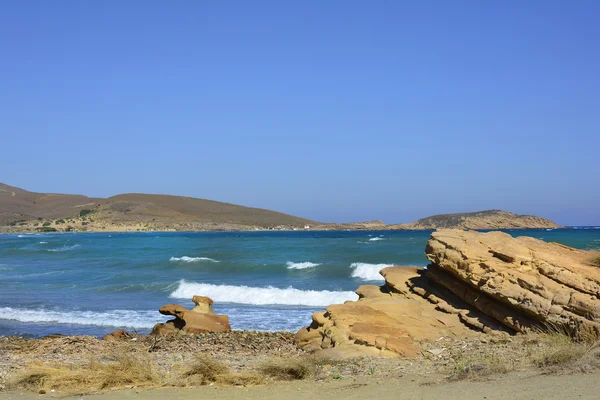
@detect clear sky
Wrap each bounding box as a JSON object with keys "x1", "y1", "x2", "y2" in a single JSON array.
[{"x1": 1, "y1": 1, "x2": 599, "y2": 225}]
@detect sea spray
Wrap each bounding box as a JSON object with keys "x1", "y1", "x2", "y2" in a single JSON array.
[{"x1": 350, "y1": 263, "x2": 391, "y2": 281}]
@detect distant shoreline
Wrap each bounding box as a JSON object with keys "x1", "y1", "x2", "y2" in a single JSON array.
[{"x1": 0, "y1": 227, "x2": 586, "y2": 235}]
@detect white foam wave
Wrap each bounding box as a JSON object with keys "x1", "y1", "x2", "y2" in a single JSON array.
[
  {"x1": 170, "y1": 256, "x2": 219, "y2": 263},
  {"x1": 170, "y1": 280, "x2": 357, "y2": 306},
  {"x1": 286, "y1": 261, "x2": 321, "y2": 270},
  {"x1": 350, "y1": 263, "x2": 391, "y2": 281},
  {"x1": 39, "y1": 241, "x2": 48, "y2": 244},
  {"x1": 48, "y1": 244, "x2": 80, "y2": 252},
  {"x1": 0, "y1": 307, "x2": 162, "y2": 329},
  {"x1": 368, "y1": 237, "x2": 385, "y2": 241},
  {"x1": 17, "y1": 235, "x2": 26, "y2": 238}
]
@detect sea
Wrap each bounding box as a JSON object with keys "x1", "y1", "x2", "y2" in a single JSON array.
[{"x1": 1, "y1": 228, "x2": 599, "y2": 338}]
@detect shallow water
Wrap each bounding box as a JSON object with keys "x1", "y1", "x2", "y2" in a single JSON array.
[{"x1": 1, "y1": 228, "x2": 598, "y2": 337}]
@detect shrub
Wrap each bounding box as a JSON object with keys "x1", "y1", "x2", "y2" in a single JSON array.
[
  {"x1": 80, "y1": 209, "x2": 94, "y2": 217},
  {"x1": 36, "y1": 227, "x2": 57, "y2": 233},
  {"x1": 81, "y1": 222, "x2": 89, "y2": 226},
  {"x1": 42, "y1": 222, "x2": 51, "y2": 227},
  {"x1": 65, "y1": 226, "x2": 74, "y2": 232},
  {"x1": 56, "y1": 219, "x2": 65, "y2": 224}
]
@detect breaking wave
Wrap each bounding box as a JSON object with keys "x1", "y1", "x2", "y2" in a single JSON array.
[
  {"x1": 169, "y1": 280, "x2": 357, "y2": 306},
  {"x1": 350, "y1": 262, "x2": 391, "y2": 281},
  {"x1": 0, "y1": 307, "x2": 161, "y2": 329},
  {"x1": 48, "y1": 244, "x2": 80, "y2": 252},
  {"x1": 170, "y1": 256, "x2": 219, "y2": 263},
  {"x1": 368, "y1": 237, "x2": 385, "y2": 241},
  {"x1": 286, "y1": 261, "x2": 321, "y2": 270}
]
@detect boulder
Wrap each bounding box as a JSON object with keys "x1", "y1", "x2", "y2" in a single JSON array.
[{"x1": 152, "y1": 296, "x2": 231, "y2": 335}]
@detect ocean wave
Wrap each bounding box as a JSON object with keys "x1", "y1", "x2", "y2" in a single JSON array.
[
  {"x1": 350, "y1": 263, "x2": 391, "y2": 281},
  {"x1": 170, "y1": 256, "x2": 219, "y2": 263},
  {"x1": 48, "y1": 244, "x2": 80, "y2": 252},
  {"x1": 169, "y1": 280, "x2": 357, "y2": 306},
  {"x1": 368, "y1": 237, "x2": 385, "y2": 241},
  {"x1": 0, "y1": 307, "x2": 161, "y2": 329},
  {"x1": 286, "y1": 261, "x2": 321, "y2": 270},
  {"x1": 39, "y1": 241, "x2": 48, "y2": 244}
]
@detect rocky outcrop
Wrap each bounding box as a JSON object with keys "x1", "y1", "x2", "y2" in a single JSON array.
[
  {"x1": 389, "y1": 210, "x2": 560, "y2": 230},
  {"x1": 295, "y1": 266, "x2": 510, "y2": 358},
  {"x1": 152, "y1": 296, "x2": 231, "y2": 335},
  {"x1": 425, "y1": 229, "x2": 600, "y2": 333},
  {"x1": 296, "y1": 229, "x2": 600, "y2": 358}
]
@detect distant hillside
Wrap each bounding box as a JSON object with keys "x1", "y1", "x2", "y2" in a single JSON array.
[
  {"x1": 0, "y1": 183, "x2": 102, "y2": 226},
  {"x1": 0, "y1": 184, "x2": 562, "y2": 232},
  {"x1": 389, "y1": 210, "x2": 560, "y2": 230},
  {"x1": 0, "y1": 183, "x2": 314, "y2": 231}
]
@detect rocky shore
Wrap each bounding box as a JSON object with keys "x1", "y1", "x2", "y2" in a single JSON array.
[
  {"x1": 296, "y1": 229, "x2": 600, "y2": 357},
  {"x1": 2, "y1": 229, "x2": 600, "y2": 396}
]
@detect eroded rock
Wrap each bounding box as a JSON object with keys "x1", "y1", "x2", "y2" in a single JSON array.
[
  {"x1": 296, "y1": 229, "x2": 600, "y2": 358},
  {"x1": 152, "y1": 296, "x2": 231, "y2": 335}
]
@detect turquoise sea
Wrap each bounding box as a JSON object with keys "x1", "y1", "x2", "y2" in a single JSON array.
[{"x1": 1, "y1": 229, "x2": 599, "y2": 338}]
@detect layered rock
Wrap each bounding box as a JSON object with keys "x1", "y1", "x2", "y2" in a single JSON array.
[
  {"x1": 295, "y1": 266, "x2": 509, "y2": 358},
  {"x1": 425, "y1": 229, "x2": 600, "y2": 333},
  {"x1": 152, "y1": 295, "x2": 231, "y2": 335},
  {"x1": 296, "y1": 229, "x2": 600, "y2": 358}
]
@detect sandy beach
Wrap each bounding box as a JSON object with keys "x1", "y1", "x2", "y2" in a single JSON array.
[{"x1": 1, "y1": 371, "x2": 599, "y2": 400}]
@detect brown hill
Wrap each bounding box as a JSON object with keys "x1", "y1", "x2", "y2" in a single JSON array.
[
  {"x1": 389, "y1": 210, "x2": 560, "y2": 230},
  {"x1": 0, "y1": 183, "x2": 314, "y2": 230},
  {"x1": 0, "y1": 183, "x2": 102, "y2": 226}
]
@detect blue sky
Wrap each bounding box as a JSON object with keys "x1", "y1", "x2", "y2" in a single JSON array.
[{"x1": 1, "y1": 1, "x2": 599, "y2": 225}]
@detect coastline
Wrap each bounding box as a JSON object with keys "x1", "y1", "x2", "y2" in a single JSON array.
[{"x1": 0, "y1": 226, "x2": 574, "y2": 235}]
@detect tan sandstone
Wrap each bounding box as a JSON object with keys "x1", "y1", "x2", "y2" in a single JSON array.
[
  {"x1": 296, "y1": 229, "x2": 600, "y2": 358},
  {"x1": 152, "y1": 296, "x2": 231, "y2": 335}
]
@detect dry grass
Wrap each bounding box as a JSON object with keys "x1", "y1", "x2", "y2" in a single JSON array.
[
  {"x1": 587, "y1": 251, "x2": 600, "y2": 268},
  {"x1": 449, "y1": 351, "x2": 514, "y2": 381},
  {"x1": 527, "y1": 324, "x2": 600, "y2": 372},
  {"x1": 257, "y1": 356, "x2": 323, "y2": 381},
  {"x1": 181, "y1": 354, "x2": 265, "y2": 387},
  {"x1": 8, "y1": 352, "x2": 159, "y2": 394}
]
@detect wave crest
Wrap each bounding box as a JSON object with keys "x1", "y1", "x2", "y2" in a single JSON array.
[
  {"x1": 350, "y1": 263, "x2": 390, "y2": 281},
  {"x1": 169, "y1": 280, "x2": 357, "y2": 306},
  {"x1": 48, "y1": 244, "x2": 80, "y2": 252},
  {"x1": 170, "y1": 256, "x2": 219, "y2": 263},
  {"x1": 286, "y1": 261, "x2": 321, "y2": 270},
  {"x1": 0, "y1": 307, "x2": 161, "y2": 329},
  {"x1": 368, "y1": 237, "x2": 385, "y2": 241}
]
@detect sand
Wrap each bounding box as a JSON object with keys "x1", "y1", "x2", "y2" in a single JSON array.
[{"x1": 1, "y1": 371, "x2": 599, "y2": 400}]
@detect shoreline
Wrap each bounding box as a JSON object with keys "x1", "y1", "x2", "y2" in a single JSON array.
[{"x1": 0, "y1": 227, "x2": 580, "y2": 235}]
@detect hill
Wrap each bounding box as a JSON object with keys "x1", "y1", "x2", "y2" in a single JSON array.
[
  {"x1": 1, "y1": 184, "x2": 561, "y2": 232},
  {"x1": 0, "y1": 183, "x2": 314, "y2": 231},
  {"x1": 389, "y1": 210, "x2": 560, "y2": 230},
  {"x1": 0, "y1": 183, "x2": 102, "y2": 226}
]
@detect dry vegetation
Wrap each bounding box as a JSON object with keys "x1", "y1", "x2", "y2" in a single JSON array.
[
  {"x1": 7, "y1": 352, "x2": 158, "y2": 394},
  {"x1": 446, "y1": 324, "x2": 600, "y2": 381},
  {"x1": 4, "y1": 328, "x2": 600, "y2": 394},
  {"x1": 587, "y1": 251, "x2": 600, "y2": 267}
]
